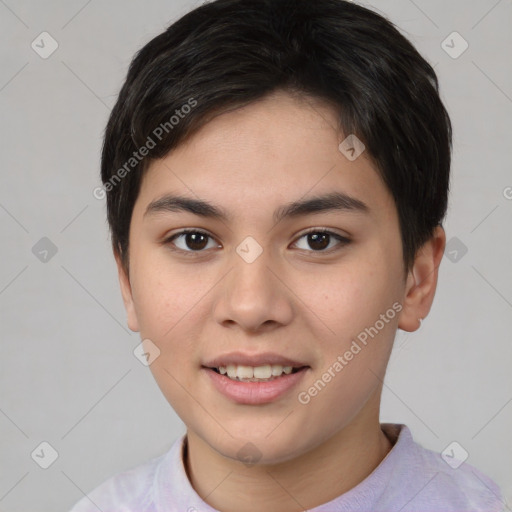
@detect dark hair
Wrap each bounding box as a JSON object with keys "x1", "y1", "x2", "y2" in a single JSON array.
[{"x1": 101, "y1": 0, "x2": 452, "y2": 278}]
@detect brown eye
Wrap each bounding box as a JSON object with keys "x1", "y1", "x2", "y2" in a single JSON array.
[
  {"x1": 294, "y1": 229, "x2": 350, "y2": 252},
  {"x1": 166, "y1": 230, "x2": 219, "y2": 253},
  {"x1": 183, "y1": 232, "x2": 209, "y2": 250},
  {"x1": 307, "y1": 232, "x2": 330, "y2": 251}
]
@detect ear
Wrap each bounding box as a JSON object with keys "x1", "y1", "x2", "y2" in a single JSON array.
[
  {"x1": 398, "y1": 225, "x2": 446, "y2": 332},
  {"x1": 114, "y1": 251, "x2": 140, "y2": 332}
]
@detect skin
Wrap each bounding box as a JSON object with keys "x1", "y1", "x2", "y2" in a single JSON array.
[{"x1": 116, "y1": 90, "x2": 446, "y2": 512}]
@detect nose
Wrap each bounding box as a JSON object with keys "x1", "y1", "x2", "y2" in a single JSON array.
[{"x1": 212, "y1": 245, "x2": 294, "y2": 334}]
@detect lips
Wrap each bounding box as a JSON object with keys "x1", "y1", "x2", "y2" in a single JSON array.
[
  {"x1": 203, "y1": 351, "x2": 307, "y2": 369},
  {"x1": 212, "y1": 364, "x2": 299, "y2": 381},
  {"x1": 202, "y1": 351, "x2": 310, "y2": 404}
]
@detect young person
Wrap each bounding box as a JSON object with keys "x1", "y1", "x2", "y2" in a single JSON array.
[{"x1": 71, "y1": 0, "x2": 504, "y2": 510}]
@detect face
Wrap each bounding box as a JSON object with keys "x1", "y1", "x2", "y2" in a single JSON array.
[{"x1": 117, "y1": 91, "x2": 424, "y2": 465}]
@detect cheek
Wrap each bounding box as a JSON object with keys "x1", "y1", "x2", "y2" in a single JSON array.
[
  {"x1": 294, "y1": 258, "x2": 388, "y2": 339},
  {"x1": 131, "y1": 260, "x2": 205, "y2": 408},
  {"x1": 296, "y1": 306, "x2": 396, "y2": 431},
  {"x1": 294, "y1": 257, "x2": 398, "y2": 388},
  {"x1": 130, "y1": 249, "x2": 204, "y2": 340},
  {"x1": 296, "y1": 350, "x2": 388, "y2": 437},
  {"x1": 129, "y1": 251, "x2": 223, "y2": 381}
]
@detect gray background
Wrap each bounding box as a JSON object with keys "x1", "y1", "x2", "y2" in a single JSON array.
[{"x1": 0, "y1": 0, "x2": 511, "y2": 510}]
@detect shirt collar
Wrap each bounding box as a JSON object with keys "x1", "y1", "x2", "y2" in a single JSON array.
[{"x1": 152, "y1": 423, "x2": 411, "y2": 512}]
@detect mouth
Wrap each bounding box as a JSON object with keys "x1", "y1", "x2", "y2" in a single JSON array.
[
  {"x1": 202, "y1": 363, "x2": 310, "y2": 405},
  {"x1": 206, "y1": 364, "x2": 308, "y2": 382},
  {"x1": 201, "y1": 352, "x2": 310, "y2": 404}
]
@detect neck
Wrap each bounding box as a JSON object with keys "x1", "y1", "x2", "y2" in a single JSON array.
[{"x1": 184, "y1": 408, "x2": 393, "y2": 512}]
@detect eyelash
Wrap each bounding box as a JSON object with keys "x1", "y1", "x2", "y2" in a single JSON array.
[{"x1": 163, "y1": 228, "x2": 351, "y2": 256}]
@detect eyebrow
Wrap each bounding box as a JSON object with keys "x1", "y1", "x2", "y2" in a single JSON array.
[{"x1": 144, "y1": 191, "x2": 370, "y2": 224}]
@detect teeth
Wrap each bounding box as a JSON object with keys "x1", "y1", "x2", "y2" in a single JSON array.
[
  {"x1": 271, "y1": 365, "x2": 283, "y2": 376},
  {"x1": 237, "y1": 365, "x2": 254, "y2": 379},
  {"x1": 217, "y1": 364, "x2": 299, "y2": 381},
  {"x1": 253, "y1": 365, "x2": 272, "y2": 378}
]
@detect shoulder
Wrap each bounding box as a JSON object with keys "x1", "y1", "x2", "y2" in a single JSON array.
[
  {"x1": 416, "y1": 445, "x2": 503, "y2": 511},
  {"x1": 383, "y1": 424, "x2": 505, "y2": 511},
  {"x1": 68, "y1": 450, "x2": 167, "y2": 512}
]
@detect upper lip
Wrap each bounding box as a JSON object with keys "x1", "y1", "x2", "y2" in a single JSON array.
[{"x1": 203, "y1": 352, "x2": 309, "y2": 368}]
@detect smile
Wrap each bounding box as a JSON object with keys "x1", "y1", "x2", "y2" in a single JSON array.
[
  {"x1": 203, "y1": 364, "x2": 310, "y2": 405},
  {"x1": 210, "y1": 364, "x2": 304, "y2": 382}
]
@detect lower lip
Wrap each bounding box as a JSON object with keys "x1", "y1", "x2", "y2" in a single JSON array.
[{"x1": 202, "y1": 367, "x2": 309, "y2": 405}]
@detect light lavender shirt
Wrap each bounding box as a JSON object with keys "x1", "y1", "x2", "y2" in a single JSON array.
[{"x1": 69, "y1": 424, "x2": 504, "y2": 511}]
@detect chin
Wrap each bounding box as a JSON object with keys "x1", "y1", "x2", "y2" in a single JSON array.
[{"x1": 201, "y1": 422, "x2": 315, "y2": 466}]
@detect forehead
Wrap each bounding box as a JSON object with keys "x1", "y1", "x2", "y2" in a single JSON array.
[{"x1": 134, "y1": 91, "x2": 396, "y2": 224}]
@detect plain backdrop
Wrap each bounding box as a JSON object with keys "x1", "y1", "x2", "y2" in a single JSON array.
[{"x1": 0, "y1": 0, "x2": 511, "y2": 510}]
